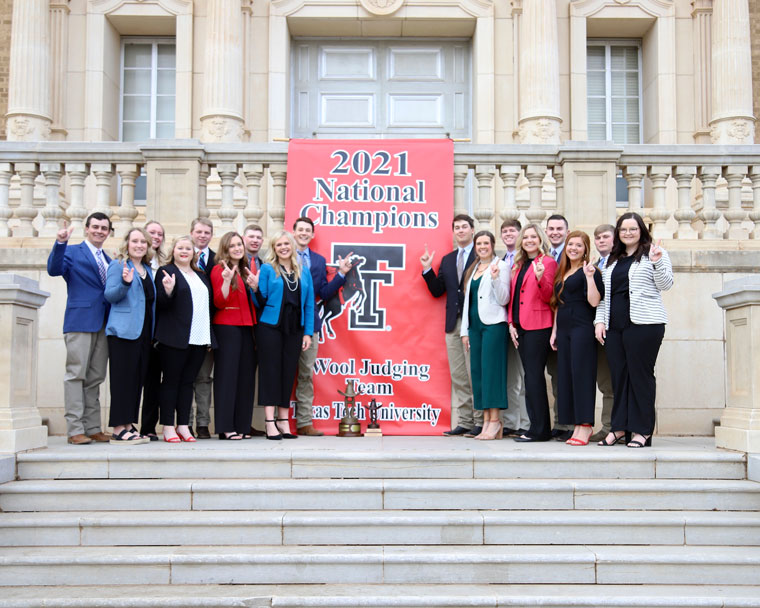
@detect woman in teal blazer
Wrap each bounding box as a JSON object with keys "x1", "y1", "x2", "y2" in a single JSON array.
[
  {"x1": 104, "y1": 227, "x2": 156, "y2": 444},
  {"x1": 253, "y1": 230, "x2": 314, "y2": 439}
]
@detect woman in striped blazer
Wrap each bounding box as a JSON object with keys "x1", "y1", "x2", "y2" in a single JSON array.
[{"x1": 594, "y1": 213, "x2": 673, "y2": 448}]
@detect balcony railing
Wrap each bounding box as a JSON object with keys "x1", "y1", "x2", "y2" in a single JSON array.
[{"x1": 0, "y1": 141, "x2": 759, "y2": 242}]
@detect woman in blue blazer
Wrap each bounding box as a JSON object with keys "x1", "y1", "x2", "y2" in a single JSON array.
[
  {"x1": 253, "y1": 230, "x2": 314, "y2": 440},
  {"x1": 104, "y1": 227, "x2": 156, "y2": 445}
]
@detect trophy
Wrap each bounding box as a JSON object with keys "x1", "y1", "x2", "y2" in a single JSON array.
[
  {"x1": 364, "y1": 398, "x2": 382, "y2": 437},
  {"x1": 337, "y1": 379, "x2": 362, "y2": 437}
]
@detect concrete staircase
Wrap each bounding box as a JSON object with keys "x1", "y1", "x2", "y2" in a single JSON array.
[{"x1": 0, "y1": 437, "x2": 759, "y2": 608}]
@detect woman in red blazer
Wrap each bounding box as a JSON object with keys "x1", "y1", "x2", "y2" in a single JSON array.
[
  {"x1": 508, "y1": 223, "x2": 557, "y2": 442},
  {"x1": 210, "y1": 232, "x2": 258, "y2": 440}
]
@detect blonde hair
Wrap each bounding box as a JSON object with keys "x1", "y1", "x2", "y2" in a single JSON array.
[
  {"x1": 118, "y1": 227, "x2": 154, "y2": 265},
  {"x1": 513, "y1": 223, "x2": 551, "y2": 271},
  {"x1": 167, "y1": 235, "x2": 200, "y2": 272},
  {"x1": 265, "y1": 230, "x2": 302, "y2": 280},
  {"x1": 144, "y1": 220, "x2": 167, "y2": 266}
]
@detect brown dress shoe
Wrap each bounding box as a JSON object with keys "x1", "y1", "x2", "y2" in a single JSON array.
[
  {"x1": 87, "y1": 432, "x2": 112, "y2": 442},
  {"x1": 248, "y1": 426, "x2": 265, "y2": 437},
  {"x1": 195, "y1": 425, "x2": 211, "y2": 439},
  {"x1": 297, "y1": 424, "x2": 324, "y2": 436},
  {"x1": 68, "y1": 434, "x2": 93, "y2": 445}
]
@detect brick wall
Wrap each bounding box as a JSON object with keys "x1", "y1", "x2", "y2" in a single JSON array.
[
  {"x1": 0, "y1": 0, "x2": 11, "y2": 140},
  {"x1": 751, "y1": 0, "x2": 760, "y2": 138}
]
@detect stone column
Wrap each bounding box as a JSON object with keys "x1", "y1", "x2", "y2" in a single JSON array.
[
  {"x1": 518, "y1": 0, "x2": 561, "y2": 144},
  {"x1": 49, "y1": 1, "x2": 70, "y2": 139},
  {"x1": 709, "y1": 0, "x2": 756, "y2": 144},
  {"x1": 5, "y1": 0, "x2": 52, "y2": 141},
  {"x1": 200, "y1": 0, "x2": 245, "y2": 142},
  {"x1": 691, "y1": 0, "x2": 712, "y2": 142},
  {"x1": 0, "y1": 275, "x2": 50, "y2": 453},
  {"x1": 713, "y1": 276, "x2": 760, "y2": 452}
]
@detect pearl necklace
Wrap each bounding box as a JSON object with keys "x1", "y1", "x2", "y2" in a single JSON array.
[{"x1": 281, "y1": 266, "x2": 298, "y2": 292}]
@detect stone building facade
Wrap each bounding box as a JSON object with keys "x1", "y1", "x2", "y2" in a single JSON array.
[{"x1": 0, "y1": 0, "x2": 758, "y2": 444}]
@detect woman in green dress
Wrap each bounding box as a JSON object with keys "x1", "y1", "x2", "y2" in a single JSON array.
[{"x1": 460, "y1": 231, "x2": 511, "y2": 440}]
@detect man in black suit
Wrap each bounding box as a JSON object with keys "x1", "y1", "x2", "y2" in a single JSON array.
[
  {"x1": 243, "y1": 223, "x2": 264, "y2": 271},
  {"x1": 190, "y1": 217, "x2": 216, "y2": 438},
  {"x1": 420, "y1": 214, "x2": 480, "y2": 436}
]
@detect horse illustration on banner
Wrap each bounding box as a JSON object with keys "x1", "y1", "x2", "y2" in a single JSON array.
[{"x1": 318, "y1": 255, "x2": 367, "y2": 343}]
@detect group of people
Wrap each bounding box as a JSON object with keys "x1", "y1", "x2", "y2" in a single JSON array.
[
  {"x1": 421, "y1": 212, "x2": 673, "y2": 448},
  {"x1": 48, "y1": 214, "x2": 352, "y2": 445}
]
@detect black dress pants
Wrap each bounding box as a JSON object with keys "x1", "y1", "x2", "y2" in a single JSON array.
[
  {"x1": 140, "y1": 345, "x2": 161, "y2": 435},
  {"x1": 605, "y1": 323, "x2": 665, "y2": 436},
  {"x1": 158, "y1": 344, "x2": 207, "y2": 427},
  {"x1": 516, "y1": 327, "x2": 552, "y2": 440},
  {"x1": 556, "y1": 325, "x2": 597, "y2": 426},
  {"x1": 108, "y1": 332, "x2": 151, "y2": 427},
  {"x1": 256, "y1": 323, "x2": 302, "y2": 408},
  {"x1": 213, "y1": 325, "x2": 257, "y2": 434}
]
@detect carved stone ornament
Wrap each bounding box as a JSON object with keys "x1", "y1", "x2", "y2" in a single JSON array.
[
  {"x1": 359, "y1": 0, "x2": 404, "y2": 16},
  {"x1": 710, "y1": 118, "x2": 756, "y2": 145},
  {"x1": 518, "y1": 117, "x2": 561, "y2": 144}
]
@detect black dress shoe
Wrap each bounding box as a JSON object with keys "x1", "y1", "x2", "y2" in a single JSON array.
[
  {"x1": 464, "y1": 426, "x2": 482, "y2": 438},
  {"x1": 248, "y1": 426, "x2": 265, "y2": 437},
  {"x1": 502, "y1": 427, "x2": 518, "y2": 438},
  {"x1": 443, "y1": 425, "x2": 472, "y2": 436},
  {"x1": 554, "y1": 430, "x2": 573, "y2": 441},
  {"x1": 513, "y1": 434, "x2": 550, "y2": 442},
  {"x1": 195, "y1": 425, "x2": 211, "y2": 439}
]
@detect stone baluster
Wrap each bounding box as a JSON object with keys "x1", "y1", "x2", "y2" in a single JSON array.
[
  {"x1": 723, "y1": 165, "x2": 749, "y2": 239},
  {"x1": 453, "y1": 165, "x2": 468, "y2": 217},
  {"x1": 0, "y1": 164, "x2": 13, "y2": 237},
  {"x1": 552, "y1": 165, "x2": 564, "y2": 216},
  {"x1": 39, "y1": 163, "x2": 63, "y2": 237},
  {"x1": 198, "y1": 163, "x2": 210, "y2": 219},
  {"x1": 242, "y1": 164, "x2": 265, "y2": 226},
  {"x1": 525, "y1": 165, "x2": 547, "y2": 224},
  {"x1": 474, "y1": 165, "x2": 495, "y2": 231},
  {"x1": 115, "y1": 164, "x2": 140, "y2": 237},
  {"x1": 648, "y1": 166, "x2": 673, "y2": 239},
  {"x1": 91, "y1": 164, "x2": 114, "y2": 217},
  {"x1": 5, "y1": 0, "x2": 51, "y2": 141},
  {"x1": 749, "y1": 166, "x2": 760, "y2": 240},
  {"x1": 216, "y1": 164, "x2": 239, "y2": 228},
  {"x1": 698, "y1": 166, "x2": 723, "y2": 239},
  {"x1": 709, "y1": 0, "x2": 755, "y2": 144},
  {"x1": 623, "y1": 166, "x2": 646, "y2": 214},
  {"x1": 14, "y1": 163, "x2": 39, "y2": 237},
  {"x1": 269, "y1": 165, "x2": 288, "y2": 232},
  {"x1": 499, "y1": 165, "x2": 521, "y2": 223},
  {"x1": 64, "y1": 164, "x2": 89, "y2": 233},
  {"x1": 673, "y1": 165, "x2": 697, "y2": 239}
]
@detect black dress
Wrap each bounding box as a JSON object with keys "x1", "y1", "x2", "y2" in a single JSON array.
[{"x1": 554, "y1": 268, "x2": 603, "y2": 426}]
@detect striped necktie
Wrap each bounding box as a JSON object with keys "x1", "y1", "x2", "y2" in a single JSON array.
[
  {"x1": 198, "y1": 251, "x2": 206, "y2": 271},
  {"x1": 95, "y1": 249, "x2": 107, "y2": 285}
]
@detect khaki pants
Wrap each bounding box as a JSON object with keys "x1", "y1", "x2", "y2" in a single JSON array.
[
  {"x1": 447, "y1": 317, "x2": 480, "y2": 428},
  {"x1": 63, "y1": 329, "x2": 108, "y2": 437},
  {"x1": 295, "y1": 334, "x2": 319, "y2": 427},
  {"x1": 597, "y1": 341, "x2": 614, "y2": 432},
  {"x1": 192, "y1": 350, "x2": 214, "y2": 428},
  {"x1": 502, "y1": 340, "x2": 529, "y2": 431}
]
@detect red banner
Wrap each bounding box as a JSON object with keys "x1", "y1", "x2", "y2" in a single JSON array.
[{"x1": 285, "y1": 139, "x2": 454, "y2": 435}]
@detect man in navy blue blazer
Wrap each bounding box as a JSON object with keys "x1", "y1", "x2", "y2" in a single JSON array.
[
  {"x1": 293, "y1": 217, "x2": 353, "y2": 436},
  {"x1": 47, "y1": 212, "x2": 113, "y2": 445}
]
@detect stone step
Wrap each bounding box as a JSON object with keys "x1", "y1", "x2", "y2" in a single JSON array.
[
  {"x1": 1, "y1": 510, "x2": 759, "y2": 548},
  {"x1": 15, "y1": 443, "x2": 747, "y2": 481},
  {"x1": 1, "y1": 545, "x2": 759, "y2": 587},
  {"x1": 1, "y1": 478, "x2": 758, "y2": 513},
  {"x1": 2, "y1": 584, "x2": 760, "y2": 608}
]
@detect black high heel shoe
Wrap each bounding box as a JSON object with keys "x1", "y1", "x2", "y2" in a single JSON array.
[
  {"x1": 598, "y1": 431, "x2": 630, "y2": 446},
  {"x1": 627, "y1": 434, "x2": 652, "y2": 448},
  {"x1": 277, "y1": 418, "x2": 298, "y2": 439},
  {"x1": 265, "y1": 419, "x2": 282, "y2": 441}
]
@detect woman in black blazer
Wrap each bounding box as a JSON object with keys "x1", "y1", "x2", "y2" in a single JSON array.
[{"x1": 154, "y1": 236, "x2": 216, "y2": 443}]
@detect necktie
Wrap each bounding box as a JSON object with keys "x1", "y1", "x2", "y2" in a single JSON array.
[
  {"x1": 551, "y1": 248, "x2": 558, "y2": 261},
  {"x1": 198, "y1": 251, "x2": 206, "y2": 271},
  {"x1": 456, "y1": 249, "x2": 465, "y2": 283},
  {"x1": 298, "y1": 250, "x2": 310, "y2": 269},
  {"x1": 95, "y1": 249, "x2": 107, "y2": 285},
  {"x1": 599, "y1": 256, "x2": 607, "y2": 270}
]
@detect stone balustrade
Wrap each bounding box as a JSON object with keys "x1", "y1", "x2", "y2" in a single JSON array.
[{"x1": 0, "y1": 141, "x2": 759, "y2": 242}]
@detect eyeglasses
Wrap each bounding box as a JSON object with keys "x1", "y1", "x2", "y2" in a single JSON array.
[{"x1": 619, "y1": 228, "x2": 640, "y2": 234}]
